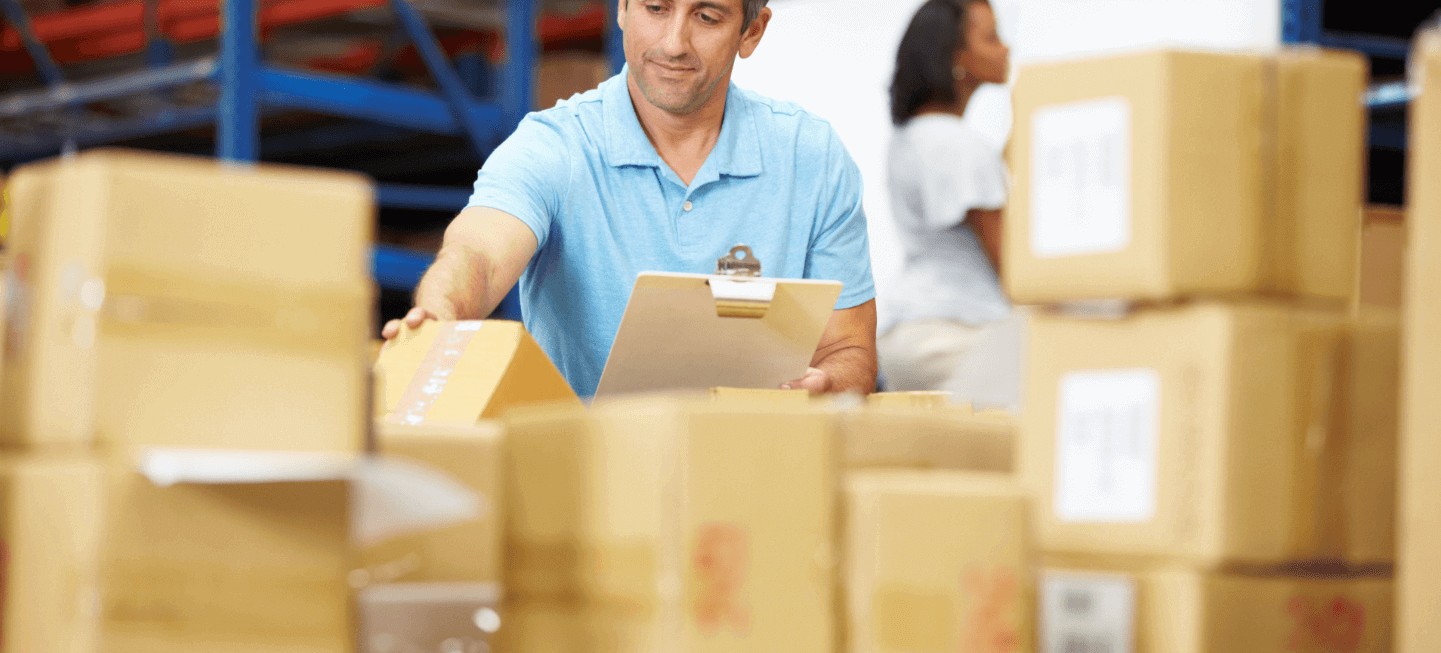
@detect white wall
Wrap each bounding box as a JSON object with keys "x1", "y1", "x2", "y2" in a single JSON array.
[{"x1": 733, "y1": 0, "x2": 1281, "y2": 326}]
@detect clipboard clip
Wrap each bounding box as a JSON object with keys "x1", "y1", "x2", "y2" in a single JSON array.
[{"x1": 710, "y1": 245, "x2": 773, "y2": 318}]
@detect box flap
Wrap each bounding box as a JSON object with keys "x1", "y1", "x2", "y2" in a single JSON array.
[{"x1": 136, "y1": 448, "x2": 481, "y2": 545}]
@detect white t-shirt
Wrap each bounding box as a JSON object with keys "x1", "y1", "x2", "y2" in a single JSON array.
[{"x1": 883, "y1": 114, "x2": 1010, "y2": 331}]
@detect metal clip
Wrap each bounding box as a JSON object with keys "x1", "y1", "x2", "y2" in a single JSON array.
[{"x1": 715, "y1": 245, "x2": 761, "y2": 277}]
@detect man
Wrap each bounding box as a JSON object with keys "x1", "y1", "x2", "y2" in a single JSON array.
[{"x1": 382, "y1": 0, "x2": 877, "y2": 397}]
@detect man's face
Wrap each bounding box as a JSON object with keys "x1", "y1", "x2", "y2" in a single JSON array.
[{"x1": 618, "y1": 0, "x2": 768, "y2": 116}]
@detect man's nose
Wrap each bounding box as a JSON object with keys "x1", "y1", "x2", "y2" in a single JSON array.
[{"x1": 659, "y1": 13, "x2": 690, "y2": 59}]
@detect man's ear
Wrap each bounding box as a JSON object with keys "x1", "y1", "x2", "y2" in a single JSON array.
[
  {"x1": 737, "y1": 6, "x2": 772, "y2": 59},
  {"x1": 616, "y1": 0, "x2": 627, "y2": 30}
]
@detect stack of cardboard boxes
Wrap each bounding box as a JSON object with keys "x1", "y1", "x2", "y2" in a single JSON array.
[
  {"x1": 1008, "y1": 49, "x2": 1398, "y2": 650},
  {"x1": 0, "y1": 149, "x2": 413, "y2": 652}
]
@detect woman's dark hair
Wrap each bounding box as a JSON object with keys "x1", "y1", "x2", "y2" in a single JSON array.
[{"x1": 889, "y1": 0, "x2": 981, "y2": 126}]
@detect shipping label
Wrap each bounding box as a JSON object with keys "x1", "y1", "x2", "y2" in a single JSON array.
[
  {"x1": 1029, "y1": 96, "x2": 1133, "y2": 259},
  {"x1": 1054, "y1": 368, "x2": 1161, "y2": 523},
  {"x1": 1040, "y1": 572, "x2": 1135, "y2": 653}
]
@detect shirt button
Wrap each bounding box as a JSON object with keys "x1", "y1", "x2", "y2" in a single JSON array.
[{"x1": 683, "y1": 201, "x2": 693, "y2": 212}]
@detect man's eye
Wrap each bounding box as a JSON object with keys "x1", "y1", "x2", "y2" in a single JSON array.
[
  {"x1": 698, "y1": 12, "x2": 719, "y2": 24},
  {"x1": 645, "y1": 4, "x2": 664, "y2": 14}
]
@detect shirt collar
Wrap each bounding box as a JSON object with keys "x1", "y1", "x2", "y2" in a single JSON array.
[{"x1": 602, "y1": 66, "x2": 764, "y2": 179}]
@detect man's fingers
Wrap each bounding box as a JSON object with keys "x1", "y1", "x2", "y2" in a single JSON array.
[
  {"x1": 381, "y1": 319, "x2": 402, "y2": 340},
  {"x1": 403, "y1": 307, "x2": 431, "y2": 328},
  {"x1": 781, "y1": 368, "x2": 830, "y2": 393}
]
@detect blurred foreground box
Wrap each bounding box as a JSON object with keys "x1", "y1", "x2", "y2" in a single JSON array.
[
  {"x1": 1038, "y1": 561, "x2": 1392, "y2": 653},
  {"x1": 0, "y1": 150, "x2": 374, "y2": 451},
  {"x1": 0, "y1": 454, "x2": 353, "y2": 653},
  {"x1": 845, "y1": 470, "x2": 1032, "y2": 653},
  {"x1": 1022, "y1": 302, "x2": 1397, "y2": 566},
  {"x1": 843, "y1": 405, "x2": 1014, "y2": 472},
  {"x1": 359, "y1": 421, "x2": 504, "y2": 585},
  {"x1": 1358, "y1": 206, "x2": 1405, "y2": 310},
  {"x1": 1007, "y1": 49, "x2": 1365, "y2": 304},
  {"x1": 502, "y1": 398, "x2": 839, "y2": 653},
  {"x1": 1400, "y1": 27, "x2": 1441, "y2": 653},
  {"x1": 375, "y1": 320, "x2": 580, "y2": 426}
]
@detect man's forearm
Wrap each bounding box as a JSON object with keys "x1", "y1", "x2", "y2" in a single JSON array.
[
  {"x1": 815, "y1": 345, "x2": 877, "y2": 394},
  {"x1": 412, "y1": 242, "x2": 500, "y2": 320}
]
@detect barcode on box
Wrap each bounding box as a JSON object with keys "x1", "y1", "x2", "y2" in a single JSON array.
[{"x1": 1041, "y1": 572, "x2": 1135, "y2": 653}]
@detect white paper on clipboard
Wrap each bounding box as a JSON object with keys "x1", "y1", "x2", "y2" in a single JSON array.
[{"x1": 593, "y1": 271, "x2": 843, "y2": 399}]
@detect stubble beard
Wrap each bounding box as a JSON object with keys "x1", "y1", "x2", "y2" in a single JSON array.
[{"x1": 632, "y1": 55, "x2": 733, "y2": 116}]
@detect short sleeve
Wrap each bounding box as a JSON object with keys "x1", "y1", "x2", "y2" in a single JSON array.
[
  {"x1": 467, "y1": 114, "x2": 571, "y2": 249},
  {"x1": 915, "y1": 123, "x2": 1008, "y2": 232},
  {"x1": 806, "y1": 129, "x2": 876, "y2": 310}
]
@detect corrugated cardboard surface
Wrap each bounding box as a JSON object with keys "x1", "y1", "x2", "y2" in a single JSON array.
[
  {"x1": 866, "y1": 391, "x2": 955, "y2": 410},
  {"x1": 502, "y1": 398, "x2": 840, "y2": 653},
  {"x1": 843, "y1": 407, "x2": 1014, "y2": 473},
  {"x1": 1329, "y1": 310, "x2": 1399, "y2": 565},
  {"x1": 0, "y1": 150, "x2": 374, "y2": 451},
  {"x1": 360, "y1": 422, "x2": 505, "y2": 584},
  {"x1": 1022, "y1": 302, "x2": 1358, "y2": 565},
  {"x1": 1007, "y1": 49, "x2": 1363, "y2": 303},
  {"x1": 1399, "y1": 31, "x2": 1441, "y2": 653},
  {"x1": 1358, "y1": 206, "x2": 1405, "y2": 310},
  {"x1": 1039, "y1": 562, "x2": 1392, "y2": 653},
  {"x1": 1, "y1": 454, "x2": 353, "y2": 653},
  {"x1": 845, "y1": 471, "x2": 1032, "y2": 653},
  {"x1": 376, "y1": 320, "x2": 580, "y2": 426}
]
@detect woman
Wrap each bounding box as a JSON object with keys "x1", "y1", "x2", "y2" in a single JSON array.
[{"x1": 878, "y1": 0, "x2": 1012, "y2": 392}]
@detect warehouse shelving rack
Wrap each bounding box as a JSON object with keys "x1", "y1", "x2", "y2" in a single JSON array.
[{"x1": 0, "y1": 0, "x2": 623, "y2": 313}]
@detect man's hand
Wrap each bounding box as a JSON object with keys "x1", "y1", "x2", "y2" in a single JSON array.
[
  {"x1": 379, "y1": 206, "x2": 538, "y2": 341},
  {"x1": 781, "y1": 367, "x2": 832, "y2": 393},
  {"x1": 382, "y1": 307, "x2": 438, "y2": 340}
]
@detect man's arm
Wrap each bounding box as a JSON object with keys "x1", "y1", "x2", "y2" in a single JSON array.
[
  {"x1": 381, "y1": 206, "x2": 538, "y2": 338},
  {"x1": 782, "y1": 299, "x2": 878, "y2": 394},
  {"x1": 969, "y1": 207, "x2": 1003, "y2": 274}
]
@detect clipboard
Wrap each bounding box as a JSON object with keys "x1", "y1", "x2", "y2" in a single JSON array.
[{"x1": 593, "y1": 247, "x2": 843, "y2": 399}]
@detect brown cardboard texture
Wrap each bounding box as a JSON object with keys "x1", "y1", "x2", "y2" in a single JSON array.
[
  {"x1": 1327, "y1": 310, "x2": 1400, "y2": 565},
  {"x1": 502, "y1": 398, "x2": 839, "y2": 653},
  {"x1": 708, "y1": 387, "x2": 810, "y2": 404},
  {"x1": 0, "y1": 454, "x2": 353, "y2": 653},
  {"x1": 1358, "y1": 206, "x2": 1405, "y2": 309},
  {"x1": 1400, "y1": 28, "x2": 1441, "y2": 653},
  {"x1": 0, "y1": 149, "x2": 374, "y2": 450},
  {"x1": 377, "y1": 320, "x2": 580, "y2": 425},
  {"x1": 1007, "y1": 49, "x2": 1364, "y2": 303},
  {"x1": 360, "y1": 421, "x2": 504, "y2": 584},
  {"x1": 845, "y1": 470, "x2": 1032, "y2": 653},
  {"x1": 1022, "y1": 302, "x2": 1350, "y2": 564},
  {"x1": 843, "y1": 406, "x2": 1014, "y2": 472},
  {"x1": 1039, "y1": 564, "x2": 1393, "y2": 653},
  {"x1": 867, "y1": 391, "x2": 955, "y2": 409}
]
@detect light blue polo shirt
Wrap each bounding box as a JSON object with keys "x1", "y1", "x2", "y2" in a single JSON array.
[{"x1": 467, "y1": 68, "x2": 875, "y2": 397}]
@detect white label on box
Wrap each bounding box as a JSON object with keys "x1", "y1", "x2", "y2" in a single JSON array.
[
  {"x1": 1029, "y1": 96, "x2": 1132, "y2": 259},
  {"x1": 1040, "y1": 572, "x2": 1136, "y2": 653},
  {"x1": 1054, "y1": 368, "x2": 1160, "y2": 523}
]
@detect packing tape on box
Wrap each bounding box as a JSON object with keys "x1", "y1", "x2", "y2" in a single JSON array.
[
  {"x1": 100, "y1": 266, "x2": 370, "y2": 353},
  {"x1": 384, "y1": 321, "x2": 485, "y2": 426}
]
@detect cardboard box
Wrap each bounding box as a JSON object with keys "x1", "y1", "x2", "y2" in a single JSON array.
[
  {"x1": 1022, "y1": 302, "x2": 1352, "y2": 565},
  {"x1": 843, "y1": 406, "x2": 1014, "y2": 472},
  {"x1": 0, "y1": 454, "x2": 354, "y2": 653},
  {"x1": 867, "y1": 391, "x2": 955, "y2": 409},
  {"x1": 1399, "y1": 28, "x2": 1441, "y2": 653},
  {"x1": 1038, "y1": 563, "x2": 1392, "y2": 653},
  {"x1": 1358, "y1": 206, "x2": 1406, "y2": 310},
  {"x1": 501, "y1": 398, "x2": 840, "y2": 653},
  {"x1": 845, "y1": 470, "x2": 1032, "y2": 653},
  {"x1": 1327, "y1": 310, "x2": 1399, "y2": 565},
  {"x1": 708, "y1": 387, "x2": 810, "y2": 404},
  {"x1": 0, "y1": 150, "x2": 375, "y2": 451},
  {"x1": 359, "y1": 422, "x2": 504, "y2": 584},
  {"x1": 1007, "y1": 49, "x2": 1365, "y2": 303},
  {"x1": 535, "y1": 52, "x2": 612, "y2": 110},
  {"x1": 376, "y1": 320, "x2": 581, "y2": 425}
]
